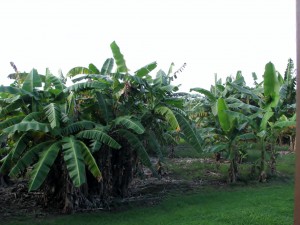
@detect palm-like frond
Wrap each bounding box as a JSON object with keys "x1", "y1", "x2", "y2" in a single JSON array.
[
  {"x1": 66, "y1": 93, "x2": 76, "y2": 118},
  {"x1": 89, "y1": 63, "x2": 100, "y2": 74},
  {"x1": 61, "y1": 121, "x2": 95, "y2": 136},
  {"x1": 3, "y1": 121, "x2": 50, "y2": 133},
  {"x1": 209, "y1": 143, "x2": 228, "y2": 153},
  {"x1": 110, "y1": 41, "x2": 128, "y2": 73},
  {"x1": 76, "y1": 130, "x2": 121, "y2": 149},
  {"x1": 0, "y1": 99, "x2": 24, "y2": 116},
  {"x1": 154, "y1": 106, "x2": 179, "y2": 130},
  {"x1": 113, "y1": 116, "x2": 145, "y2": 134},
  {"x1": 44, "y1": 103, "x2": 61, "y2": 129},
  {"x1": 0, "y1": 85, "x2": 33, "y2": 97},
  {"x1": 66, "y1": 67, "x2": 90, "y2": 78},
  {"x1": 190, "y1": 88, "x2": 216, "y2": 102},
  {"x1": 23, "y1": 112, "x2": 43, "y2": 122},
  {"x1": 62, "y1": 137, "x2": 86, "y2": 187},
  {"x1": 77, "y1": 141, "x2": 102, "y2": 181},
  {"x1": 228, "y1": 83, "x2": 260, "y2": 102},
  {"x1": 117, "y1": 129, "x2": 152, "y2": 169},
  {"x1": 63, "y1": 81, "x2": 108, "y2": 93},
  {"x1": 89, "y1": 140, "x2": 102, "y2": 153},
  {"x1": 135, "y1": 62, "x2": 157, "y2": 78},
  {"x1": 11, "y1": 133, "x2": 29, "y2": 160},
  {"x1": 29, "y1": 142, "x2": 61, "y2": 191},
  {"x1": 72, "y1": 74, "x2": 111, "y2": 83},
  {"x1": 9, "y1": 141, "x2": 55, "y2": 177},
  {"x1": 95, "y1": 92, "x2": 113, "y2": 124},
  {"x1": 100, "y1": 58, "x2": 114, "y2": 75},
  {"x1": 45, "y1": 68, "x2": 65, "y2": 91},
  {"x1": 22, "y1": 69, "x2": 42, "y2": 92},
  {"x1": 0, "y1": 116, "x2": 24, "y2": 129},
  {"x1": 175, "y1": 113, "x2": 202, "y2": 152},
  {"x1": 273, "y1": 121, "x2": 296, "y2": 129}
]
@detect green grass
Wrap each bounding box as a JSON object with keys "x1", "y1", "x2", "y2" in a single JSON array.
[
  {"x1": 166, "y1": 159, "x2": 228, "y2": 181},
  {"x1": 276, "y1": 153, "x2": 296, "y2": 176},
  {"x1": 173, "y1": 143, "x2": 212, "y2": 158},
  {"x1": 5, "y1": 182, "x2": 294, "y2": 225}
]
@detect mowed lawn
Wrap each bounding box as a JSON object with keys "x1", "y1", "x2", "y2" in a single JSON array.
[{"x1": 5, "y1": 181, "x2": 294, "y2": 225}]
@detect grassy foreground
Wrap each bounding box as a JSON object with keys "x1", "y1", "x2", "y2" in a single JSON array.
[{"x1": 5, "y1": 181, "x2": 294, "y2": 225}]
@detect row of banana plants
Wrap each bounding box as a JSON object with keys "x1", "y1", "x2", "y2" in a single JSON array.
[
  {"x1": 189, "y1": 59, "x2": 296, "y2": 183},
  {"x1": 0, "y1": 42, "x2": 202, "y2": 212}
]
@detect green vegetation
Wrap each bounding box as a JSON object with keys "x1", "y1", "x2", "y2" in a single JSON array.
[{"x1": 0, "y1": 42, "x2": 296, "y2": 224}]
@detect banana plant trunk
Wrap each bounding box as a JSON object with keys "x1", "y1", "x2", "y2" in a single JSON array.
[
  {"x1": 259, "y1": 138, "x2": 267, "y2": 182},
  {"x1": 270, "y1": 142, "x2": 277, "y2": 176},
  {"x1": 228, "y1": 142, "x2": 238, "y2": 183}
]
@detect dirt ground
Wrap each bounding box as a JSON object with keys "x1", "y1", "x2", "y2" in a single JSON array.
[{"x1": 0, "y1": 158, "x2": 221, "y2": 219}]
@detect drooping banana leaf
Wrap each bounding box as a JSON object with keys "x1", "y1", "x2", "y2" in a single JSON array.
[
  {"x1": 77, "y1": 141, "x2": 102, "y2": 182},
  {"x1": 63, "y1": 81, "x2": 108, "y2": 93},
  {"x1": 117, "y1": 129, "x2": 153, "y2": 170},
  {"x1": 29, "y1": 142, "x2": 61, "y2": 191},
  {"x1": 22, "y1": 112, "x2": 43, "y2": 122},
  {"x1": 66, "y1": 67, "x2": 90, "y2": 78},
  {"x1": 154, "y1": 106, "x2": 179, "y2": 130},
  {"x1": 135, "y1": 62, "x2": 157, "y2": 78},
  {"x1": 76, "y1": 130, "x2": 121, "y2": 149},
  {"x1": 175, "y1": 113, "x2": 202, "y2": 152},
  {"x1": 0, "y1": 116, "x2": 24, "y2": 129},
  {"x1": 190, "y1": 88, "x2": 216, "y2": 102},
  {"x1": 89, "y1": 140, "x2": 102, "y2": 153},
  {"x1": 9, "y1": 141, "x2": 55, "y2": 177},
  {"x1": 145, "y1": 130, "x2": 164, "y2": 161},
  {"x1": 113, "y1": 116, "x2": 145, "y2": 134},
  {"x1": 62, "y1": 136, "x2": 86, "y2": 187},
  {"x1": 0, "y1": 86, "x2": 33, "y2": 97},
  {"x1": 273, "y1": 120, "x2": 296, "y2": 129},
  {"x1": 61, "y1": 121, "x2": 95, "y2": 136},
  {"x1": 3, "y1": 121, "x2": 50, "y2": 133},
  {"x1": 95, "y1": 92, "x2": 113, "y2": 124},
  {"x1": 11, "y1": 133, "x2": 29, "y2": 160}
]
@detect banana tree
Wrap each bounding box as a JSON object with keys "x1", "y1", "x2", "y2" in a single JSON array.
[
  {"x1": 228, "y1": 62, "x2": 281, "y2": 182},
  {"x1": 213, "y1": 97, "x2": 248, "y2": 183},
  {"x1": 66, "y1": 41, "x2": 203, "y2": 197},
  {"x1": 0, "y1": 68, "x2": 124, "y2": 212},
  {"x1": 268, "y1": 114, "x2": 296, "y2": 174}
]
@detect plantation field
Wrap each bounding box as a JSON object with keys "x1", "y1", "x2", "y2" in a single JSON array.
[
  {"x1": 0, "y1": 43, "x2": 297, "y2": 224},
  {"x1": 4, "y1": 149, "x2": 295, "y2": 225}
]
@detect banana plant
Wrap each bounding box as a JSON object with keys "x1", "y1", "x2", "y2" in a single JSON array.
[
  {"x1": 267, "y1": 114, "x2": 296, "y2": 174},
  {"x1": 0, "y1": 69, "x2": 122, "y2": 192},
  {"x1": 214, "y1": 97, "x2": 245, "y2": 183}
]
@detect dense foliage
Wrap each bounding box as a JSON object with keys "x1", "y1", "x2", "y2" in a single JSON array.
[
  {"x1": 0, "y1": 42, "x2": 296, "y2": 213},
  {"x1": 0, "y1": 42, "x2": 202, "y2": 212}
]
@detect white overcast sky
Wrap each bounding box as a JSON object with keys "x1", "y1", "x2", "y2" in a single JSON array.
[{"x1": 0, "y1": 0, "x2": 296, "y2": 91}]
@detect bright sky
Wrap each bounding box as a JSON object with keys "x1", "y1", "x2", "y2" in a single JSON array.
[{"x1": 0, "y1": 0, "x2": 296, "y2": 92}]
